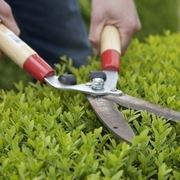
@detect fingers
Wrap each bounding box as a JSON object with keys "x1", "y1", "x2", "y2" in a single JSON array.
[
  {"x1": 89, "y1": 4, "x2": 105, "y2": 53},
  {"x1": 0, "y1": 0, "x2": 20, "y2": 35},
  {"x1": 89, "y1": 19, "x2": 141, "y2": 55},
  {"x1": 89, "y1": 22, "x2": 105, "y2": 53},
  {"x1": 119, "y1": 20, "x2": 141, "y2": 54},
  {"x1": 89, "y1": 0, "x2": 141, "y2": 55}
]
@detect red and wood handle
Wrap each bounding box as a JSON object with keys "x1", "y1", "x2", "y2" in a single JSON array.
[
  {"x1": 100, "y1": 25, "x2": 121, "y2": 71},
  {"x1": 0, "y1": 24, "x2": 54, "y2": 81}
]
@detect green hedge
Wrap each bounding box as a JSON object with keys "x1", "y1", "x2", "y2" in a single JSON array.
[
  {"x1": 0, "y1": 33, "x2": 179, "y2": 179},
  {"x1": 0, "y1": 58, "x2": 30, "y2": 89}
]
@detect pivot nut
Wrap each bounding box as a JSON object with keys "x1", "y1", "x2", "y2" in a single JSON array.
[{"x1": 91, "y1": 78, "x2": 104, "y2": 90}]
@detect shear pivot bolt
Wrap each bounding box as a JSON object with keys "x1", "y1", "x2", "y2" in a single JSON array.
[{"x1": 91, "y1": 78, "x2": 104, "y2": 90}]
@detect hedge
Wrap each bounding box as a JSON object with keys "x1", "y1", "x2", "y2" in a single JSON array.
[
  {"x1": 0, "y1": 58, "x2": 30, "y2": 90},
  {"x1": 0, "y1": 33, "x2": 179, "y2": 179}
]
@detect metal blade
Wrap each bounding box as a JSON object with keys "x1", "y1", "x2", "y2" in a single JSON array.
[
  {"x1": 103, "y1": 71, "x2": 118, "y2": 90},
  {"x1": 87, "y1": 96, "x2": 135, "y2": 143},
  {"x1": 104, "y1": 94, "x2": 180, "y2": 122}
]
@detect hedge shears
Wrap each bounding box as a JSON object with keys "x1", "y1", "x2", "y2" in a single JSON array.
[{"x1": 0, "y1": 24, "x2": 179, "y2": 143}]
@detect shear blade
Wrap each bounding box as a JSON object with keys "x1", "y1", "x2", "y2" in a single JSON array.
[
  {"x1": 104, "y1": 94, "x2": 180, "y2": 122},
  {"x1": 87, "y1": 96, "x2": 135, "y2": 143},
  {"x1": 103, "y1": 71, "x2": 118, "y2": 90}
]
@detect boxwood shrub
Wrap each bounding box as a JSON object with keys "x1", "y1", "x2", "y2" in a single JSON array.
[
  {"x1": 0, "y1": 58, "x2": 30, "y2": 90},
  {"x1": 0, "y1": 32, "x2": 179, "y2": 179}
]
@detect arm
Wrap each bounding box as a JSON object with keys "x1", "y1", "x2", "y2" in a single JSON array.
[{"x1": 89, "y1": 0, "x2": 141, "y2": 54}]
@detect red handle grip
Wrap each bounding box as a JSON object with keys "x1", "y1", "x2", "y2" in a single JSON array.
[
  {"x1": 0, "y1": 24, "x2": 54, "y2": 81},
  {"x1": 101, "y1": 49, "x2": 120, "y2": 71},
  {"x1": 23, "y1": 54, "x2": 54, "y2": 81}
]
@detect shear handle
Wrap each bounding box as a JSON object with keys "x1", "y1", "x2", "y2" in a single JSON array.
[
  {"x1": 100, "y1": 25, "x2": 121, "y2": 71},
  {"x1": 0, "y1": 24, "x2": 54, "y2": 81}
]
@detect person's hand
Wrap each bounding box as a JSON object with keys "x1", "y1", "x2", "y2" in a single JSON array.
[
  {"x1": 89, "y1": 0, "x2": 141, "y2": 54},
  {"x1": 0, "y1": 0, "x2": 20, "y2": 35},
  {"x1": 0, "y1": 0, "x2": 20, "y2": 58}
]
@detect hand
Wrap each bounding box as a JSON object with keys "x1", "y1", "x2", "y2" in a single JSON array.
[
  {"x1": 0, "y1": 0, "x2": 20, "y2": 35},
  {"x1": 0, "y1": 0, "x2": 20, "y2": 59},
  {"x1": 89, "y1": 0, "x2": 141, "y2": 54}
]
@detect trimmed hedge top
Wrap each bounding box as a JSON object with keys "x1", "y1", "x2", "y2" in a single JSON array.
[{"x1": 0, "y1": 33, "x2": 180, "y2": 179}]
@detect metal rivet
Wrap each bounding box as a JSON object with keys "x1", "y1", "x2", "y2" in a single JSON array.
[{"x1": 91, "y1": 78, "x2": 104, "y2": 90}]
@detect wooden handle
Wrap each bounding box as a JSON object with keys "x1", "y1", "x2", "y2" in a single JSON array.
[
  {"x1": 0, "y1": 24, "x2": 54, "y2": 81},
  {"x1": 100, "y1": 25, "x2": 121, "y2": 71}
]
